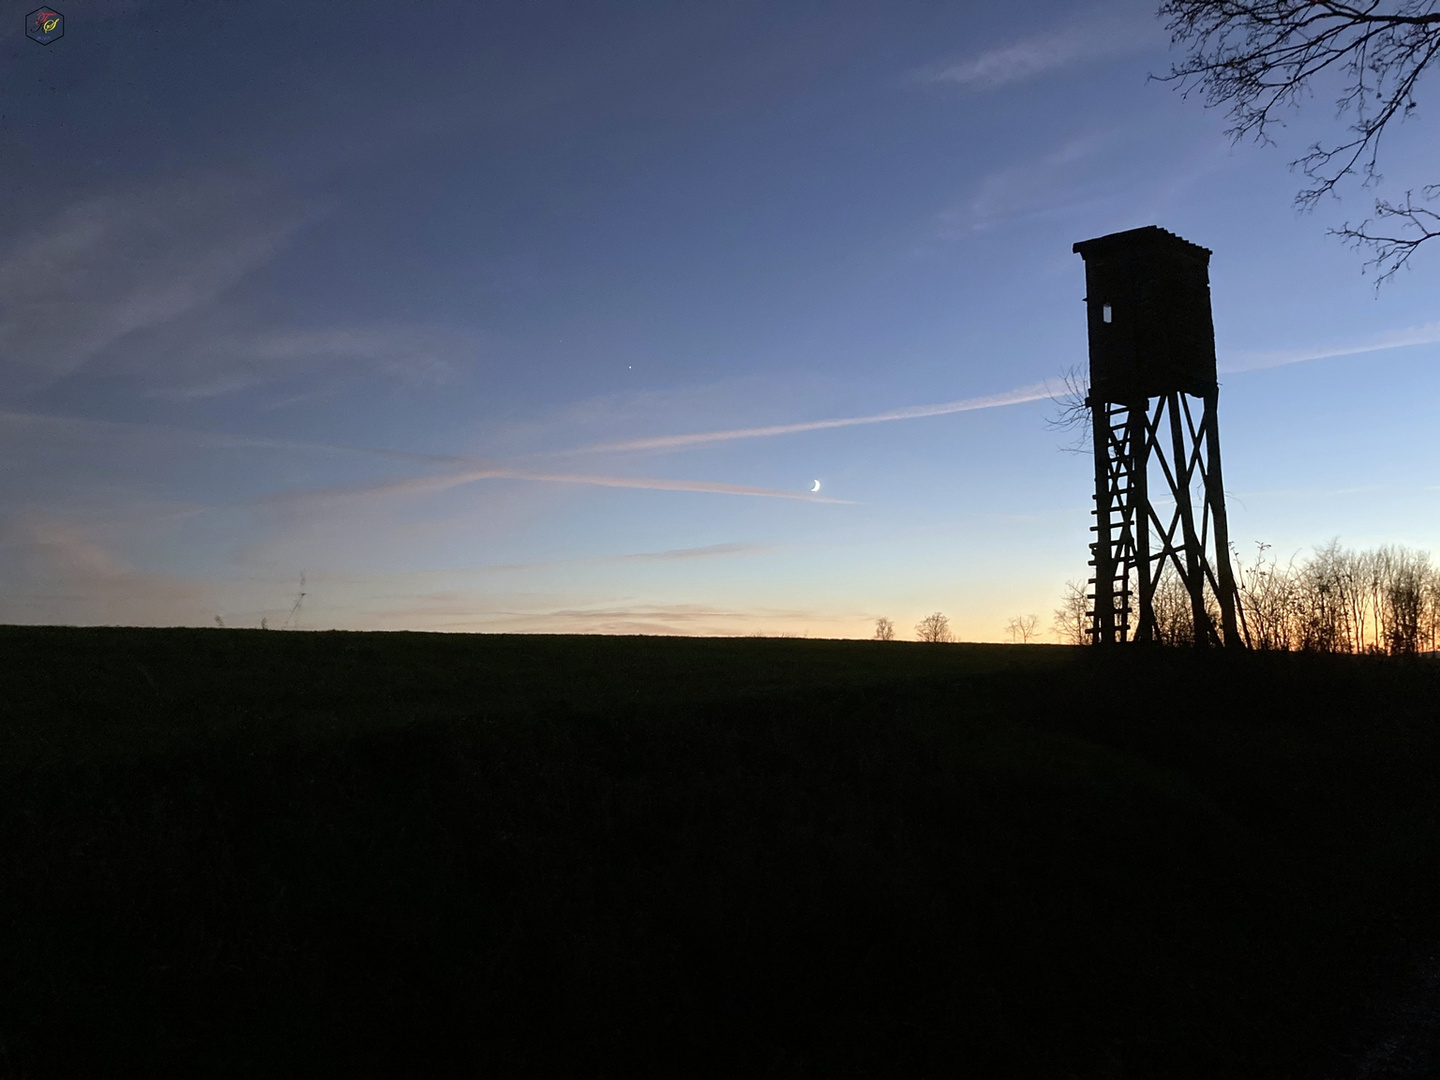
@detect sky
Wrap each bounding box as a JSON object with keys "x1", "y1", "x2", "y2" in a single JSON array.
[{"x1": 1, "y1": 0, "x2": 1436, "y2": 641}]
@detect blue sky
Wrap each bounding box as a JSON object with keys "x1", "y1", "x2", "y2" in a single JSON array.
[{"x1": 2, "y1": 0, "x2": 1436, "y2": 639}]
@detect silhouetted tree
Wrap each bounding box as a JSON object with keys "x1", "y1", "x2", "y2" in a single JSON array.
[
  {"x1": 1234, "y1": 542, "x2": 1300, "y2": 650},
  {"x1": 1382, "y1": 546, "x2": 1432, "y2": 654},
  {"x1": 1159, "y1": 1, "x2": 1440, "y2": 284},
  {"x1": 1423, "y1": 560, "x2": 1440, "y2": 653},
  {"x1": 1044, "y1": 366, "x2": 1092, "y2": 454},
  {"x1": 1152, "y1": 564, "x2": 1195, "y2": 646},
  {"x1": 1075, "y1": 540, "x2": 1437, "y2": 652},
  {"x1": 1224, "y1": 539, "x2": 1436, "y2": 653},
  {"x1": 1336, "y1": 543, "x2": 1374, "y2": 652},
  {"x1": 1053, "y1": 580, "x2": 1089, "y2": 644},
  {"x1": 1297, "y1": 540, "x2": 1350, "y2": 652},
  {"x1": 915, "y1": 612, "x2": 954, "y2": 643},
  {"x1": 1134, "y1": 562, "x2": 1225, "y2": 646},
  {"x1": 874, "y1": 617, "x2": 896, "y2": 641},
  {"x1": 1005, "y1": 614, "x2": 1039, "y2": 644}
]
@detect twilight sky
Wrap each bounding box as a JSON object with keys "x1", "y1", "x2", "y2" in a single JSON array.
[{"x1": 2, "y1": 0, "x2": 1436, "y2": 640}]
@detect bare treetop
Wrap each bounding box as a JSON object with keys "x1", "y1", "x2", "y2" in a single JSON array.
[
  {"x1": 915, "y1": 612, "x2": 955, "y2": 644},
  {"x1": 1158, "y1": 1, "x2": 1440, "y2": 283}
]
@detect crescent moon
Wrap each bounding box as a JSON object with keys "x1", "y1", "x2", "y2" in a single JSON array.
[{"x1": 810, "y1": 479, "x2": 821, "y2": 493}]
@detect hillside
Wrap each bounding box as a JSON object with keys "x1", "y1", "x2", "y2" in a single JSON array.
[{"x1": 2, "y1": 627, "x2": 1438, "y2": 1078}]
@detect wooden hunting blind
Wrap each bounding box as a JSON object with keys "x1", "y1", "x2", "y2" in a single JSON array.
[
  {"x1": 1075, "y1": 227, "x2": 1217, "y2": 402},
  {"x1": 1072, "y1": 226, "x2": 1242, "y2": 647}
]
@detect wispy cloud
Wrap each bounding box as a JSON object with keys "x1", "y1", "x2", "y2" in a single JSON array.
[
  {"x1": 0, "y1": 517, "x2": 809, "y2": 634},
  {"x1": 945, "y1": 131, "x2": 1119, "y2": 233},
  {"x1": 567, "y1": 381, "x2": 1052, "y2": 454},
  {"x1": 0, "y1": 408, "x2": 476, "y2": 470},
  {"x1": 137, "y1": 322, "x2": 484, "y2": 400},
  {"x1": 0, "y1": 514, "x2": 218, "y2": 626},
  {"x1": 0, "y1": 407, "x2": 839, "y2": 515},
  {"x1": 0, "y1": 170, "x2": 466, "y2": 404},
  {"x1": 264, "y1": 466, "x2": 853, "y2": 508},
  {"x1": 466, "y1": 602, "x2": 825, "y2": 637},
  {"x1": 0, "y1": 377, "x2": 1054, "y2": 508},
  {"x1": 0, "y1": 173, "x2": 310, "y2": 392},
  {"x1": 477, "y1": 541, "x2": 772, "y2": 573},
  {"x1": 1222, "y1": 322, "x2": 1440, "y2": 373},
  {"x1": 920, "y1": 4, "x2": 1164, "y2": 91}
]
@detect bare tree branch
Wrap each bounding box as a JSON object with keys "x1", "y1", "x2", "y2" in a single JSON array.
[
  {"x1": 1004, "y1": 614, "x2": 1039, "y2": 644},
  {"x1": 1044, "y1": 366, "x2": 1092, "y2": 454},
  {"x1": 1155, "y1": 1, "x2": 1439, "y2": 284},
  {"x1": 1331, "y1": 184, "x2": 1440, "y2": 282}
]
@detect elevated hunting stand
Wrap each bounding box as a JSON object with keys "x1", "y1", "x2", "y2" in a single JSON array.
[{"x1": 1072, "y1": 226, "x2": 1242, "y2": 647}]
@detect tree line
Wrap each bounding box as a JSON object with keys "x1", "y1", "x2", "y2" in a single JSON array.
[
  {"x1": 873, "y1": 614, "x2": 954, "y2": 643},
  {"x1": 1055, "y1": 541, "x2": 1440, "y2": 655},
  {"x1": 871, "y1": 612, "x2": 1042, "y2": 644}
]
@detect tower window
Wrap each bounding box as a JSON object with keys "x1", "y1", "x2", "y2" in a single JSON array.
[{"x1": 1102, "y1": 304, "x2": 1113, "y2": 324}]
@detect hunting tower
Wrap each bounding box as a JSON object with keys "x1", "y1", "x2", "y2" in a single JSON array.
[{"x1": 1072, "y1": 225, "x2": 1242, "y2": 646}]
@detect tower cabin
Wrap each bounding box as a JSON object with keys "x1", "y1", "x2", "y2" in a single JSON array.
[{"x1": 1072, "y1": 226, "x2": 1217, "y2": 404}]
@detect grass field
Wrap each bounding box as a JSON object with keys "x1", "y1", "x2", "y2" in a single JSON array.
[{"x1": 1, "y1": 626, "x2": 1438, "y2": 1078}]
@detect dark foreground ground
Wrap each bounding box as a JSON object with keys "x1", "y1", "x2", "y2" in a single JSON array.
[{"x1": 1, "y1": 627, "x2": 1438, "y2": 1079}]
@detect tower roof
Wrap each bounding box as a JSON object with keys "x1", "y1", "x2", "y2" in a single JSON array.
[{"x1": 1072, "y1": 225, "x2": 1211, "y2": 260}]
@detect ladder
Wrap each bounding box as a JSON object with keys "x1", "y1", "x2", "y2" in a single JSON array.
[{"x1": 1088, "y1": 402, "x2": 1137, "y2": 643}]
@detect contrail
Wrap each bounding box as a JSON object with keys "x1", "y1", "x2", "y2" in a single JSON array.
[
  {"x1": 0, "y1": 409, "x2": 851, "y2": 504},
  {"x1": 571, "y1": 381, "x2": 1054, "y2": 454},
  {"x1": 1220, "y1": 321, "x2": 1440, "y2": 373},
  {"x1": 265, "y1": 466, "x2": 854, "y2": 506}
]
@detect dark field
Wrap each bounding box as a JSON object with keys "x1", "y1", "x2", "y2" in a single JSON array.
[{"x1": 2, "y1": 627, "x2": 1438, "y2": 1078}]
